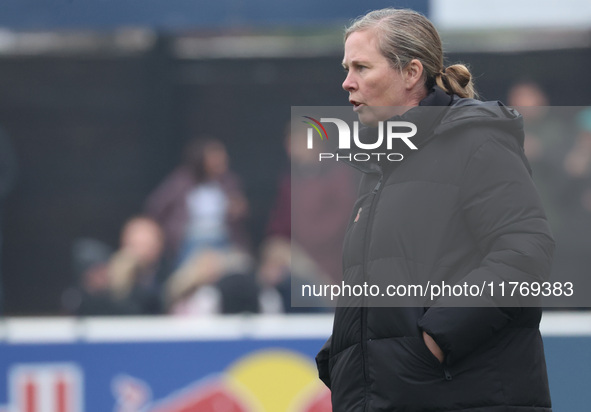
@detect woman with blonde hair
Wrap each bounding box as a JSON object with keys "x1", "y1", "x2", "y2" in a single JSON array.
[{"x1": 316, "y1": 8, "x2": 554, "y2": 412}]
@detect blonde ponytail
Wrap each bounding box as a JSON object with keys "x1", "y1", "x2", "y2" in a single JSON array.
[{"x1": 435, "y1": 64, "x2": 476, "y2": 99}]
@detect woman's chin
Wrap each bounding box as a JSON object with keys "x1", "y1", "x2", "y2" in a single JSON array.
[
  {"x1": 357, "y1": 106, "x2": 410, "y2": 126},
  {"x1": 356, "y1": 108, "x2": 380, "y2": 127}
]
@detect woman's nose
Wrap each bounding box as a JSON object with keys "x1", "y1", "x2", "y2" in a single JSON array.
[{"x1": 342, "y1": 73, "x2": 357, "y2": 92}]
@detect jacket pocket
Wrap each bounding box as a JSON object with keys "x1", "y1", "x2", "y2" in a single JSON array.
[
  {"x1": 367, "y1": 337, "x2": 452, "y2": 410},
  {"x1": 315, "y1": 336, "x2": 332, "y2": 388},
  {"x1": 368, "y1": 337, "x2": 447, "y2": 384},
  {"x1": 414, "y1": 336, "x2": 446, "y2": 369},
  {"x1": 326, "y1": 344, "x2": 366, "y2": 411}
]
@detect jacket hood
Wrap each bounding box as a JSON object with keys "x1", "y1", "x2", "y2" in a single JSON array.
[{"x1": 436, "y1": 92, "x2": 525, "y2": 148}]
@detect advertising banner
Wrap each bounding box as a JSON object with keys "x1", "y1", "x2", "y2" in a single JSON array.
[{"x1": 0, "y1": 314, "x2": 589, "y2": 411}]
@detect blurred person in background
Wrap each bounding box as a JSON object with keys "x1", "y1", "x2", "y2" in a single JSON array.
[
  {"x1": 106, "y1": 216, "x2": 168, "y2": 315},
  {"x1": 507, "y1": 80, "x2": 572, "y2": 231},
  {"x1": 73, "y1": 216, "x2": 169, "y2": 316},
  {"x1": 551, "y1": 107, "x2": 591, "y2": 300},
  {"x1": 145, "y1": 137, "x2": 250, "y2": 267},
  {"x1": 507, "y1": 82, "x2": 591, "y2": 304},
  {"x1": 266, "y1": 121, "x2": 356, "y2": 284},
  {"x1": 257, "y1": 236, "x2": 330, "y2": 313},
  {"x1": 64, "y1": 238, "x2": 114, "y2": 315},
  {"x1": 0, "y1": 127, "x2": 17, "y2": 315},
  {"x1": 165, "y1": 247, "x2": 259, "y2": 315},
  {"x1": 166, "y1": 238, "x2": 328, "y2": 315},
  {"x1": 507, "y1": 80, "x2": 551, "y2": 161},
  {"x1": 316, "y1": 8, "x2": 555, "y2": 412}
]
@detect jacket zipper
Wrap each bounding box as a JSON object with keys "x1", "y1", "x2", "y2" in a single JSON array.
[
  {"x1": 443, "y1": 365, "x2": 453, "y2": 381},
  {"x1": 358, "y1": 175, "x2": 453, "y2": 389},
  {"x1": 361, "y1": 176, "x2": 383, "y2": 410}
]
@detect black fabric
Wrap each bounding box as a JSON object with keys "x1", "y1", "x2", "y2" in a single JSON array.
[{"x1": 316, "y1": 87, "x2": 554, "y2": 412}]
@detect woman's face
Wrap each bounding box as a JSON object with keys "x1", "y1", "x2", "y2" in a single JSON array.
[
  {"x1": 342, "y1": 30, "x2": 410, "y2": 126},
  {"x1": 203, "y1": 145, "x2": 228, "y2": 178}
]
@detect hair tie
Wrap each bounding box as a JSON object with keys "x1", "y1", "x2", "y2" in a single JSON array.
[{"x1": 441, "y1": 67, "x2": 446, "y2": 75}]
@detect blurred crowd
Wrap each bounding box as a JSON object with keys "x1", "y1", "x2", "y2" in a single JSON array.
[
  {"x1": 12, "y1": 81, "x2": 591, "y2": 316},
  {"x1": 62, "y1": 126, "x2": 357, "y2": 316},
  {"x1": 507, "y1": 81, "x2": 591, "y2": 299}
]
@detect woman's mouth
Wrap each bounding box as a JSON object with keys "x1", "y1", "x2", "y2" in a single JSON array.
[{"x1": 350, "y1": 100, "x2": 364, "y2": 111}]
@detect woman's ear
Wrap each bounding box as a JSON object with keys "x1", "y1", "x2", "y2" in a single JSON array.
[{"x1": 404, "y1": 59, "x2": 424, "y2": 90}]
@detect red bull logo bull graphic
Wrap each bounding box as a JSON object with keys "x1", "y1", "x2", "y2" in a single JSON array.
[
  {"x1": 114, "y1": 350, "x2": 331, "y2": 412},
  {"x1": 112, "y1": 375, "x2": 152, "y2": 412},
  {"x1": 7, "y1": 364, "x2": 83, "y2": 412}
]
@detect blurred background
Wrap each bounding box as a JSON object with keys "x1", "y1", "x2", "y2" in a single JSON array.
[
  {"x1": 0, "y1": 0, "x2": 590, "y2": 411},
  {"x1": 0, "y1": 0, "x2": 590, "y2": 315}
]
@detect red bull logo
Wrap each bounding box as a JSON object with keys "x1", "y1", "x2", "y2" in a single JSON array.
[
  {"x1": 8, "y1": 363, "x2": 83, "y2": 412},
  {"x1": 114, "y1": 350, "x2": 331, "y2": 412}
]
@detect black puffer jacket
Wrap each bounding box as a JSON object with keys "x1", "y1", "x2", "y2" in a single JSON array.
[{"x1": 316, "y1": 87, "x2": 555, "y2": 412}]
